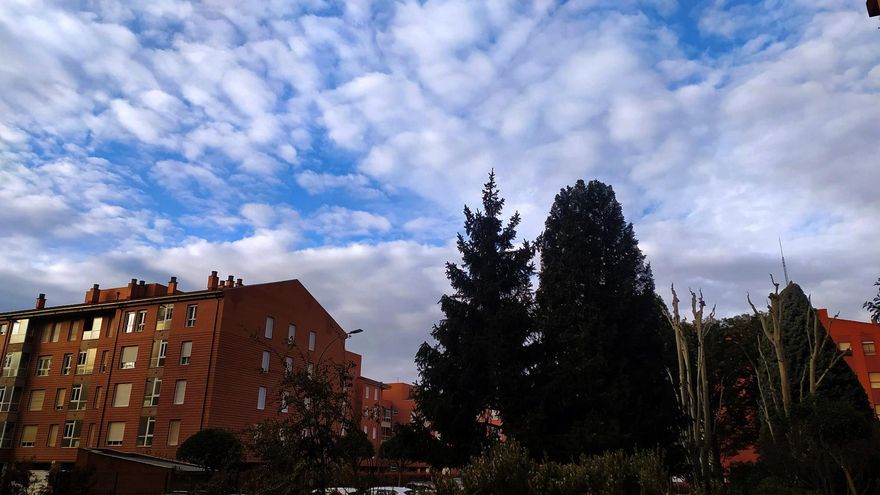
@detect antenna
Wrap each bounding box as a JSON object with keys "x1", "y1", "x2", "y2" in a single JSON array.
[{"x1": 779, "y1": 238, "x2": 790, "y2": 286}]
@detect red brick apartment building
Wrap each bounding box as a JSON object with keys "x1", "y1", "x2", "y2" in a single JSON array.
[
  {"x1": 0, "y1": 272, "x2": 359, "y2": 472},
  {"x1": 818, "y1": 309, "x2": 880, "y2": 417}
]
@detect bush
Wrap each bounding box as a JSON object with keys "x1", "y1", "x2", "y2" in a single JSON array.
[{"x1": 434, "y1": 440, "x2": 669, "y2": 495}]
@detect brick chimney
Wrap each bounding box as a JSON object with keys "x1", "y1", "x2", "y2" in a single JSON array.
[
  {"x1": 207, "y1": 271, "x2": 219, "y2": 291},
  {"x1": 235, "y1": 278, "x2": 243, "y2": 287},
  {"x1": 89, "y1": 284, "x2": 101, "y2": 304},
  {"x1": 35, "y1": 293, "x2": 46, "y2": 310},
  {"x1": 167, "y1": 276, "x2": 178, "y2": 295},
  {"x1": 226, "y1": 275, "x2": 235, "y2": 288}
]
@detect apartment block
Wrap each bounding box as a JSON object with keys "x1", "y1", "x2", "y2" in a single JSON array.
[
  {"x1": 819, "y1": 309, "x2": 880, "y2": 417},
  {"x1": 0, "y1": 272, "x2": 352, "y2": 467}
]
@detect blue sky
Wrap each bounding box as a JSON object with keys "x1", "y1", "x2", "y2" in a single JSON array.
[{"x1": 1, "y1": 0, "x2": 879, "y2": 382}]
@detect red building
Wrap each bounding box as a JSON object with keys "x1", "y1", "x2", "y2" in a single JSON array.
[
  {"x1": 818, "y1": 309, "x2": 880, "y2": 417},
  {"x1": 0, "y1": 272, "x2": 355, "y2": 471}
]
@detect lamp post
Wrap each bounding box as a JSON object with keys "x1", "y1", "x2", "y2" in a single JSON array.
[{"x1": 316, "y1": 328, "x2": 364, "y2": 365}]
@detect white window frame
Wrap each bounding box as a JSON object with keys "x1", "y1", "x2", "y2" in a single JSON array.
[
  {"x1": 265, "y1": 317, "x2": 274, "y2": 339},
  {"x1": 106, "y1": 422, "x2": 125, "y2": 446},
  {"x1": 261, "y1": 351, "x2": 270, "y2": 373},
  {"x1": 136, "y1": 310, "x2": 146, "y2": 332},
  {"x1": 143, "y1": 378, "x2": 161, "y2": 407},
  {"x1": 112, "y1": 383, "x2": 131, "y2": 408},
  {"x1": 136, "y1": 417, "x2": 155, "y2": 447},
  {"x1": 185, "y1": 304, "x2": 197, "y2": 327},
  {"x1": 180, "y1": 341, "x2": 192, "y2": 365},
  {"x1": 257, "y1": 386, "x2": 267, "y2": 410},
  {"x1": 70, "y1": 384, "x2": 86, "y2": 411},
  {"x1": 151, "y1": 340, "x2": 167, "y2": 368},
  {"x1": 62, "y1": 420, "x2": 81, "y2": 448},
  {"x1": 173, "y1": 380, "x2": 186, "y2": 405},
  {"x1": 82, "y1": 317, "x2": 102, "y2": 340},
  {"x1": 61, "y1": 353, "x2": 72, "y2": 375},
  {"x1": 36, "y1": 356, "x2": 51, "y2": 376},
  {"x1": 288, "y1": 324, "x2": 296, "y2": 344},
  {"x1": 119, "y1": 346, "x2": 138, "y2": 369},
  {"x1": 124, "y1": 312, "x2": 136, "y2": 333}
]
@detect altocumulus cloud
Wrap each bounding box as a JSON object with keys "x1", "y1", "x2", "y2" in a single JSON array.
[{"x1": 0, "y1": 0, "x2": 878, "y2": 381}]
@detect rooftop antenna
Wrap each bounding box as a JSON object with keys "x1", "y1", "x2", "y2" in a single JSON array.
[{"x1": 779, "y1": 238, "x2": 790, "y2": 286}]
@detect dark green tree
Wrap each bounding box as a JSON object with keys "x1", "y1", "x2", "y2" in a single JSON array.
[
  {"x1": 529, "y1": 179, "x2": 678, "y2": 461},
  {"x1": 415, "y1": 171, "x2": 535, "y2": 466},
  {"x1": 379, "y1": 422, "x2": 440, "y2": 485},
  {"x1": 749, "y1": 282, "x2": 878, "y2": 494},
  {"x1": 864, "y1": 277, "x2": 880, "y2": 324},
  {"x1": 176, "y1": 428, "x2": 244, "y2": 473}
]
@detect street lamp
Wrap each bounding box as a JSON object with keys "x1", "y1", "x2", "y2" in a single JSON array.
[{"x1": 316, "y1": 328, "x2": 364, "y2": 364}]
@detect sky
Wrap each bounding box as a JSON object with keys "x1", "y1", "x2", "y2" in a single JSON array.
[{"x1": 1, "y1": 0, "x2": 878, "y2": 383}]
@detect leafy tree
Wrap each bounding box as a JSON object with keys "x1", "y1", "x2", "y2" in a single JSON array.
[
  {"x1": 529, "y1": 179, "x2": 678, "y2": 461},
  {"x1": 176, "y1": 428, "x2": 244, "y2": 473},
  {"x1": 415, "y1": 171, "x2": 535, "y2": 466},
  {"x1": 864, "y1": 277, "x2": 880, "y2": 324},
  {"x1": 339, "y1": 428, "x2": 374, "y2": 473},
  {"x1": 379, "y1": 422, "x2": 438, "y2": 485},
  {"x1": 748, "y1": 281, "x2": 877, "y2": 494},
  {"x1": 246, "y1": 354, "x2": 358, "y2": 494}
]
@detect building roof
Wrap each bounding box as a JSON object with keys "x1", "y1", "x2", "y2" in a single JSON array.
[{"x1": 80, "y1": 448, "x2": 206, "y2": 472}]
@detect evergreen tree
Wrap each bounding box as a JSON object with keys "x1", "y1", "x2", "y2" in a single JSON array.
[
  {"x1": 415, "y1": 171, "x2": 535, "y2": 466},
  {"x1": 530, "y1": 179, "x2": 678, "y2": 461}
]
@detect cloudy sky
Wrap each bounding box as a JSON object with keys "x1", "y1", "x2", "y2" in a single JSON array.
[{"x1": 1, "y1": 0, "x2": 878, "y2": 382}]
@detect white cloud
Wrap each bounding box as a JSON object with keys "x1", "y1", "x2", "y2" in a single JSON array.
[{"x1": 307, "y1": 206, "x2": 392, "y2": 238}]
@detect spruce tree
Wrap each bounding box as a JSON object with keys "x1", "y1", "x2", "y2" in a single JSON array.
[
  {"x1": 531, "y1": 179, "x2": 678, "y2": 461},
  {"x1": 415, "y1": 171, "x2": 535, "y2": 466}
]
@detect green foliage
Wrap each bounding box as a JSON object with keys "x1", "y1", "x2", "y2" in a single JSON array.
[
  {"x1": 864, "y1": 277, "x2": 880, "y2": 324},
  {"x1": 416, "y1": 171, "x2": 535, "y2": 466},
  {"x1": 247, "y1": 356, "x2": 359, "y2": 494},
  {"x1": 434, "y1": 440, "x2": 670, "y2": 495},
  {"x1": 527, "y1": 179, "x2": 678, "y2": 460},
  {"x1": 379, "y1": 421, "x2": 439, "y2": 466},
  {"x1": 176, "y1": 428, "x2": 244, "y2": 473},
  {"x1": 339, "y1": 428, "x2": 374, "y2": 468}
]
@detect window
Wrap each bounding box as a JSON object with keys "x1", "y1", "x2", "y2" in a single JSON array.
[
  {"x1": 265, "y1": 317, "x2": 274, "y2": 339},
  {"x1": 185, "y1": 305, "x2": 197, "y2": 327},
  {"x1": 363, "y1": 425, "x2": 368, "y2": 435},
  {"x1": 864, "y1": 341, "x2": 876, "y2": 356},
  {"x1": 0, "y1": 323, "x2": 6, "y2": 335},
  {"x1": 82, "y1": 317, "x2": 102, "y2": 340},
  {"x1": 61, "y1": 353, "x2": 72, "y2": 375},
  {"x1": 70, "y1": 384, "x2": 86, "y2": 411},
  {"x1": 870, "y1": 372, "x2": 880, "y2": 389},
  {"x1": 288, "y1": 324, "x2": 296, "y2": 343},
  {"x1": 0, "y1": 387, "x2": 20, "y2": 412},
  {"x1": 307, "y1": 363, "x2": 314, "y2": 376},
  {"x1": 0, "y1": 423, "x2": 14, "y2": 448},
  {"x1": 124, "y1": 312, "x2": 136, "y2": 333},
  {"x1": 285, "y1": 357, "x2": 293, "y2": 375},
  {"x1": 180, "y1": 341, "x2": 192, "y2": 365},
  {"x1": 10, "y1": 319, "x2": 29, "y2": 344},
  {"x1": 308, "y1": 331, "x2": 316, "y2": 351},
  {"x1": 2, "y1": 352, "x2": 29, "y2": 377},
  {"x1": 167, "y1": 420, "x2": 181, "y2": 446},
  {"x1": 40, "y1": 324, "x2": 52, "y2": 343},
  {"x1": 257, "y1": 387, "x2": 267, "y2": 410},
  {"x1": 94, "y1": 386, "x2": 103, "y2": 408},
  {"x1": 76, "y1": 348, "x2": 97, "y2": 374},
  {"x1": 119, "y1": 346, "x2": 138, "y2": 369},
  {"x1": 62, "y1": 420, "x2": 81, "y2": 448},
  {"x1": 173, "y1": 380, "x2": 186, "y2": 405},
  {"x1": 28, "y1": 390, "x2": 45, "y2": 411},
  {"x1": 364, "y1": 386, "x2": 370, "y2": 399},
  {"x1": 68, "y1": 321, "x2": 78, "y2": 341},
  {"x1": 374, "y1": 388, "x2": 379, "y2": 401},
  {"x1": 136, "y1": 311, "x2": 146, "y2": 332},
  {"x1": 372, "y1": 427, "x2": 376, "y2": 440},
  {"x1": 876, "y1": 405, "x2": 880, "y2": 419},
  {"x1": 157, "y1": 305, "x2": 173, "y2": 330},
  {"x1": 20, "y1": 425, "x2": 37, "y2": 447},
  {"x1": 143, "y1": 378, "x2": 161, "y2": 407},
  {"x1": 261, "y1": 351, "x2": 270, "y2": 372},
  {"x1": 281, "y1": 391, "x2": 289, "y2": 413},
  {"x1": 55, "y1": 388, "x2": 66, "y2": 411},
  {"x1": 106, "y1": 422, "x2": 125, "y2": 446},
  {"x1": 137, "y1": 417, "x2": 155, "y2": 447},
  {"x1": 47, "y1": 424, "x2": 58, "y2": 447},
  {"x1": 100, "y1": 350, "x2": 108, "y2": 373},
  {"x1": 113, "y1": 383, "x2": 131, "y2": 407},
  {"x1": 151, "y1": 340, "x2": 167, "y2": 367},
  {"x1": 36, "y1": 356, "x2": 51, "y2": 376},
  {"x1": 50, "y1": 322, "x2": 61, "y2": 342}
]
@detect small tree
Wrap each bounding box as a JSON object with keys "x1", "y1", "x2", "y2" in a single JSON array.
[
  {"x1": 379, "y1": 422, "x2": 439, "y2": 485},
  {"x1": 247, "y1": 348, "x2": 358, "y2": 494},
  {"x1": 864, "y1": 277, "x2": 880, "y2": 324},
  {"x1": 177, "y1": 428, "x2": 244, "y2": 473}
]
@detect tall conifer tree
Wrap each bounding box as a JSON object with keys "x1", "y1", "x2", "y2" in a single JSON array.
[
  {"x1": 415, "y1": 172, "x2": 535, "y2": 466},
  {"x1": 530, "y1": 179, "x2": 678, "y2": 461}
]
